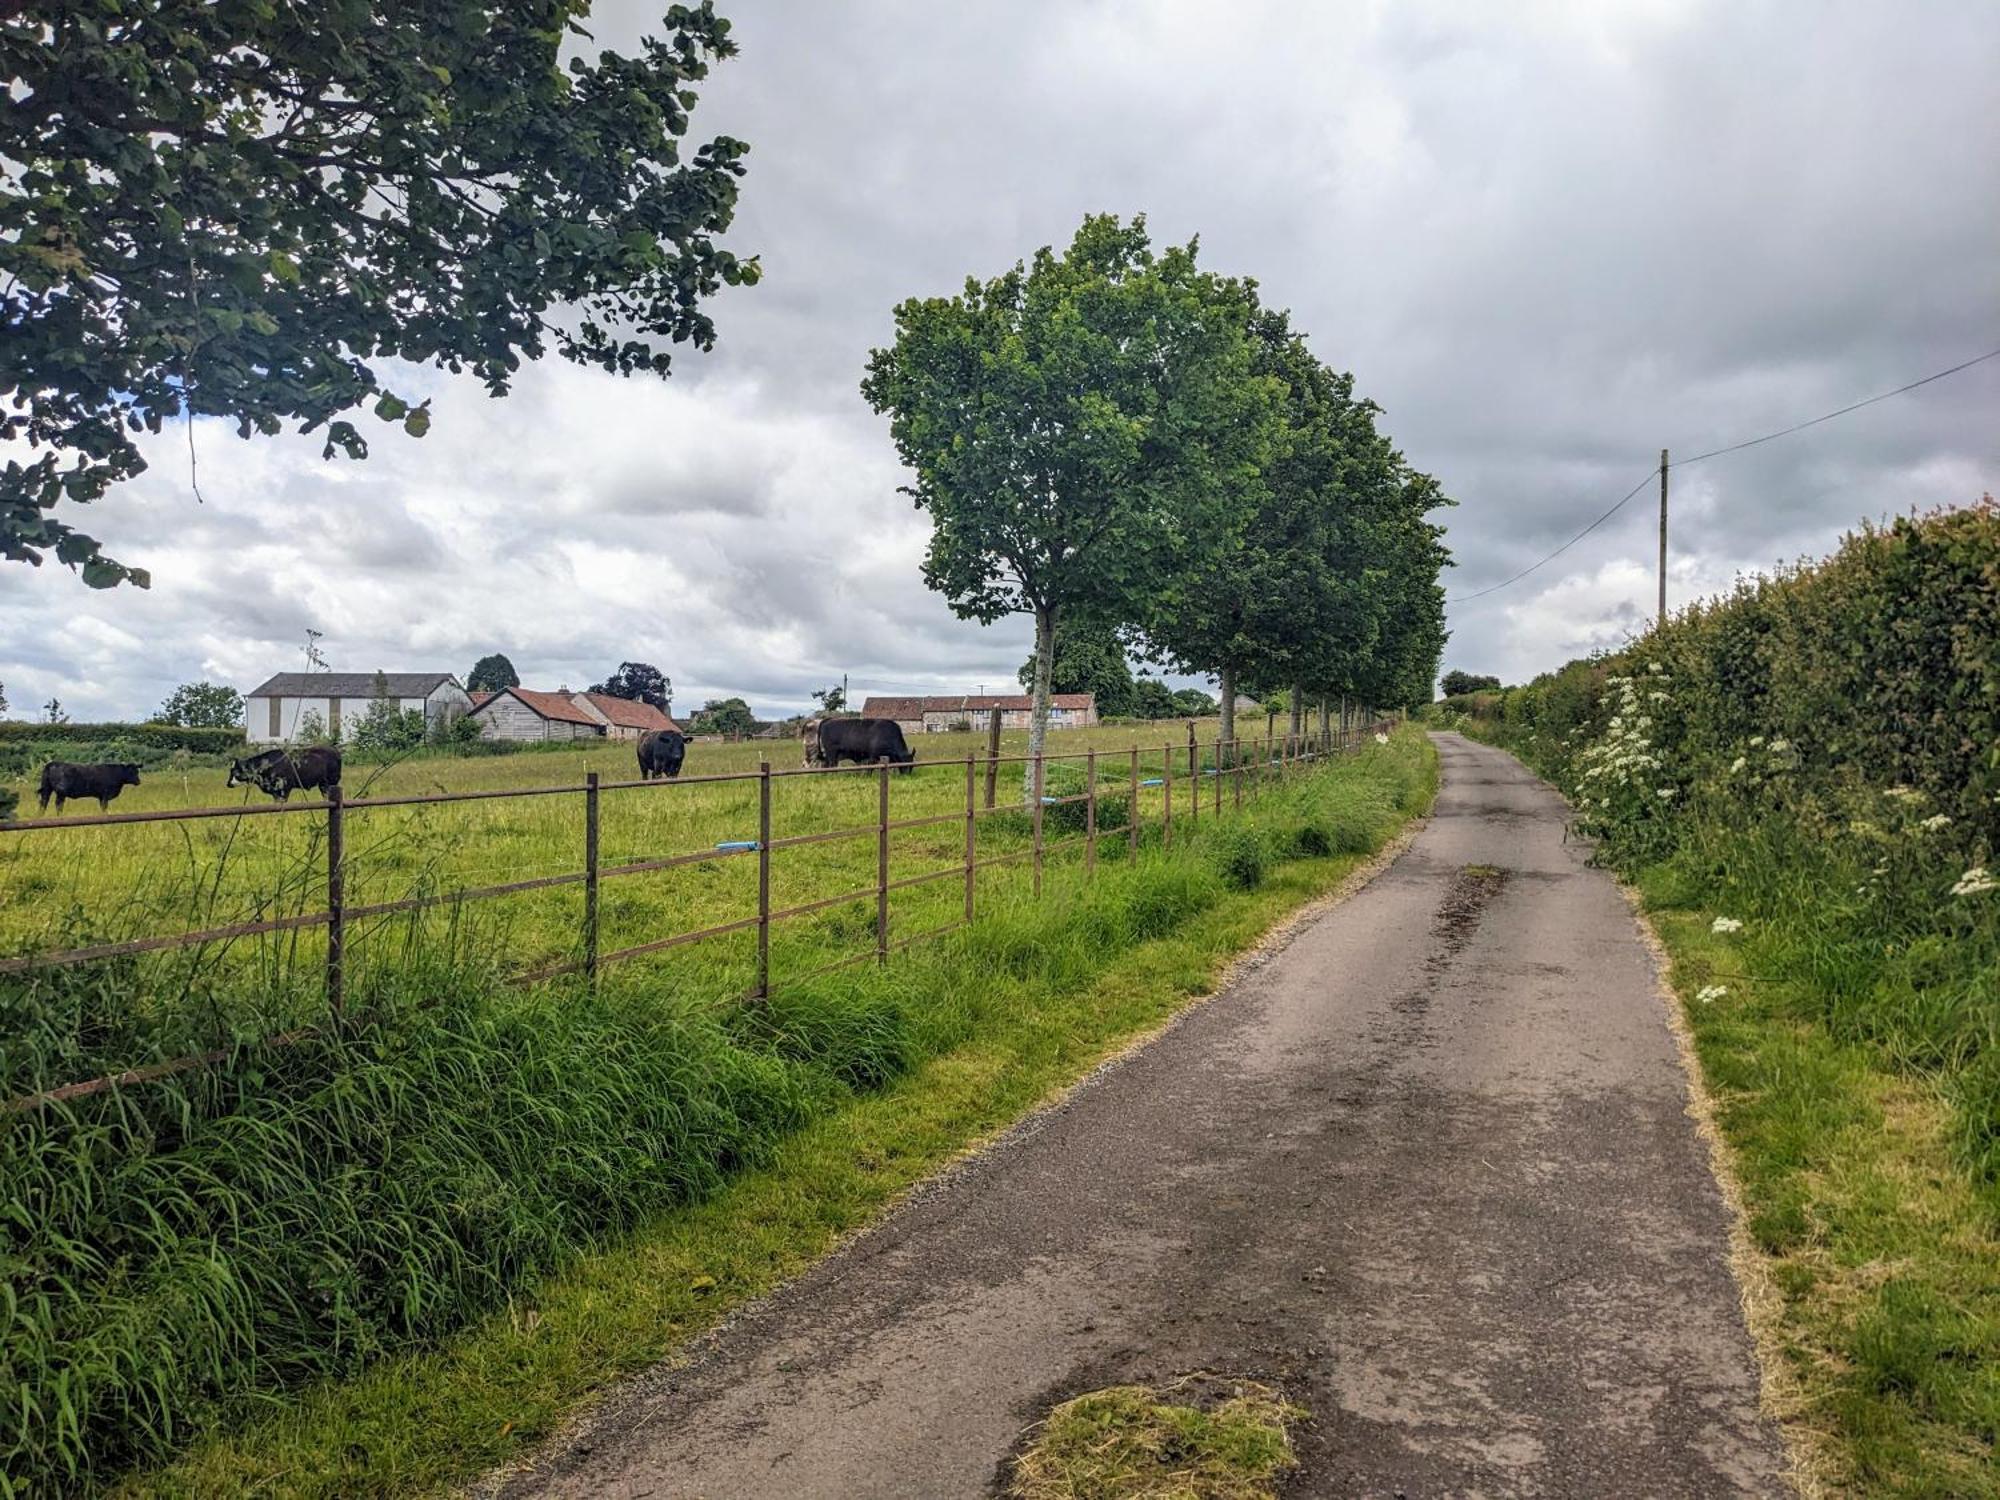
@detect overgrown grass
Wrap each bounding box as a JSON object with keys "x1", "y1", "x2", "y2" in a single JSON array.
[
  {"x1": 2, "y1": 730, "x2": 1433, "y2": 1499},
  {"x1": 1008, "y1": 1377, "x2": 1304, "y2": 1499}
]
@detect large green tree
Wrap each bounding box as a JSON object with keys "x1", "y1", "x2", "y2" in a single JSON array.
[
  {"x1": 862, "y1": 213, "x2": 1279, "y2": 793},
  {"x1": 1016, "y1": 618, "x2": 1136, "y2": 719},
  {"x1": 1143, "y1": 306, "x2": 1387, "y2": 755},
  {"x1": 466, "y1": 653, "x2": 520, "y2": 693},
  {"x1": 153, "y1": 680, "x2": 244, "y2": 727},
  {"x1": 2, "y1": 1, "x2": 758, "y2": 587}
]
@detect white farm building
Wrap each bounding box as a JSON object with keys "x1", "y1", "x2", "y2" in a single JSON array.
[{"x1": 244, "y1": 671, "x2": 472, "y2": 744}]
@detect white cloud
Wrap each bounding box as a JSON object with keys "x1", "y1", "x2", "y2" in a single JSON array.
[{"x1": 4, "y1": 0, "x2": 1996, "y2": 714}]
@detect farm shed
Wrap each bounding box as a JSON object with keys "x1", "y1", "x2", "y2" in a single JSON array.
[
  {"x1": 858, "y1": 693, "x2": 1097, "y2": 735},
  {"x1": 568, "y1": 692, "x2": 679, "y2": 740},
  {"x1": 468, "y1": 687, "x2": 607, "y2": 742},
  {"x1": 244, "y1": 671, "x2": 471, "y2": 745}
]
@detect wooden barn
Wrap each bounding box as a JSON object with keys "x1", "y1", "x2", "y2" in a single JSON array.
[{"x1": 467, "y1": 687, "x2": 607, "y2": 742}]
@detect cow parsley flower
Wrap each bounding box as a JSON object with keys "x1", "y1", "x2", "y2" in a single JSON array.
[
  {"x1": 1767, "y1": 738, "x2": 1791, "y2": 754},
  {"x1": 1951, "y1": 867, "x2": 1997, "y2": 897},
  {"x1": 1710, "y1": 916, "x2": 1743, "y2": 934},
  {"x1": 1729, "y1": 756, "x2": 1747, "y2": 774},
  {"x1": 1373, "y1": 732, "x2": 1388, "y2": 745},
  {"x1": 1919, "y1": 813, "x2": 1952, "y2": 832},
  {"x1": 1749, "y1": 736, "x2": 1765, "y2": 748},
  {"x1": 1695, "y1": 984, "x2": 1729, "y2": 1004},
  {"x1": 1657, "y1": 787, "x2": 1676, "y2": 799}
]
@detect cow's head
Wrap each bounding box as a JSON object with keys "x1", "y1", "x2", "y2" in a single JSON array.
[
  {"x1": 226, "y1": 758, "x2": 252, "y2": 788},
  {"x1": 116, "y1": 763, "x2": 141, "y2": 788}
]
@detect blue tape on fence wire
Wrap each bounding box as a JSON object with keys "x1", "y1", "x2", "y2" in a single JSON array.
[
  {"x1": 1139, "y1": 778, "x2": 1163, "y2": 787},
  {"x1": 715, "y1": 840, "x2": 759, "y2": 851}
]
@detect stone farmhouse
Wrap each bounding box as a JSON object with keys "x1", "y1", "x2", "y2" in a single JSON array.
[{"x1": 858, "y1": 693, "x2": 1097, "y2": 736}]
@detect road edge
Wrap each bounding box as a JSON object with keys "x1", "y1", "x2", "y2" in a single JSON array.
[
  {"x1": 1619, "y1": 878, "x2": 1827, "y2": 1500},
  {"x1": 472, "y1": 804, "x2": 1435, "y2": 1497}
]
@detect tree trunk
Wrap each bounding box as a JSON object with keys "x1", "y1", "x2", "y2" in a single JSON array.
[
  {"x1": 1289, "y1": 683, "x2": 1303, "y2": 743},
  {"x1": 1218, "y1": 664, "x2": 1236, "y2": 767},
  {"x1": 1025, "y1": 603, "x2": 1055, "y2": 802}
]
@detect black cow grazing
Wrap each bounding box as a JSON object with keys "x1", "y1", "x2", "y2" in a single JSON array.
[
  {"x1": 228, "y1": 746, "x2": 342, "y2": 801},
  {"x1": 37, "y1": 761, "x2": 141, "y2": 813},
  {"x1": 812, "y1": 717, "x2": 915, "y2": 774},
  {"x1": 637, "y1": 729, "x2": 687, "y2": 781}
]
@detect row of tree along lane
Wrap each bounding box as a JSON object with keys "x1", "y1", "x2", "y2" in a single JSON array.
[{"x1": 863, "y1": 214, "x2": 1449, "y2": 797}]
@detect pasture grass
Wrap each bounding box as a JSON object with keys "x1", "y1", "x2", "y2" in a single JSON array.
[
  {"x1": 0, "y1": 717, "x2": 1319, "y2": 1101},
  {"x1": 1007, "y1": 1377, "x2": 1303, "y2": 1500},
  {"x1": 3, "y1": 729, "x2": 1431, "y2": 1499}
]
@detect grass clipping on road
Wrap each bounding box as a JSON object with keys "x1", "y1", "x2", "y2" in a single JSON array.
[{"x1": 1010, "y1": 1376, "x2": 1304, "y2": 1500}]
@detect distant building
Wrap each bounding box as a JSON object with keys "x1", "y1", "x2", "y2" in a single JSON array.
[
  {"x1": 567, "y1": 691, "x2": 679, "y2": 741},
  {"x1": 467, "y1": 686, "x2": 607, "y2": 742},
  {"x1": 244, "y1": 671, "x2": 471, "y2": 744},
  {"x1": 858, "y1": 693, "x2": 1098, "y2": 736}
]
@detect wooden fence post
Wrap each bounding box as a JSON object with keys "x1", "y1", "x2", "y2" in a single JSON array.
[
  {"x1": 1127, "y1": 745, "x2": 1139, "y2": 859},
  {"x1": 963, "y1": 753, "x2": 976, "y2": 923},
  {"x1": 876, "y1": 761, "x2": 890, "y2": 963},
  {"x1": 326, "y1": 784, "x2": 344, "y2": 1017},
  {"x1": 1234, "y1": 737, "x2": 1243, "y2": 810},
  {"x1": 1085, "y1": 749, "x2": 1097, "y2": 874},
  {"x1": 1186, "y1": 719, "x2": 1197, "y2": 778},
  {"x1": 584, "y1": 771, "x2": 600, "y2": 985},
  {"x1": 984, "y1": 710, "x2": 1002, "y2": 809},
  {"x1": 1032, "y1": 749, "x2": 1045, "y2": 898},
  {"x1": 756, "y1": 762, "x2": 771, "y2": 999}
]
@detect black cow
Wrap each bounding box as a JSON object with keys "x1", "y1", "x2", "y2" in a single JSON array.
[
  {"x1": 37, "y1": 761, "x2": 141, "y2": 813},
  {"x1": 637, "y1": 729, "x2": 687, "y2": 780},
  {"x1": 812, "y1": 717, "x2": 915, "y2": 774},
  {"x1": 228, "y1": 746, "x2": 342, "y2": 801}
]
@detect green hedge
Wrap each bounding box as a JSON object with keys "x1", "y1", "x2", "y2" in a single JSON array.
[
  {"x1": 0, "y1": 722, "x2": 244, "y2": 755},
  {"x1": 1436, "y1": 498, "x2": 1999, "y2": 1198}
]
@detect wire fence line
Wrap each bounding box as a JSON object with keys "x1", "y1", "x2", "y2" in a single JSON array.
[{"x1": 1, "y1": 718, "x2": 1394, "y2": 1111}]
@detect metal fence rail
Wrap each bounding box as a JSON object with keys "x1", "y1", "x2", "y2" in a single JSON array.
[{"x1": 1, "y1": 718, "x2": 1392, "y2": 1110}]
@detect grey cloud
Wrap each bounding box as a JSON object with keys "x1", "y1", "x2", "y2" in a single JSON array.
[{"x1": 4, "y1": 0, "x2": 1995, "y2": 717}]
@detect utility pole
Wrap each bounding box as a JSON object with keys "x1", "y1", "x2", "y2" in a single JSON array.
[{"x1": 1657, "y1": 448, "x2": 1669, "y2": 628}]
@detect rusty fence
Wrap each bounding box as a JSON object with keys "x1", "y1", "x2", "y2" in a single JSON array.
[{"x1": 1, "y1": 718, "x2": 1391, "y2": 1109}]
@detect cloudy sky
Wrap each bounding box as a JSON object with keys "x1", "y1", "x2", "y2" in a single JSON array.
[{"x1": 5, "y1": 0, "x2": 1996, "y2": 723}]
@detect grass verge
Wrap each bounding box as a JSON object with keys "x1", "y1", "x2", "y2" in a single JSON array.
[
  {"x1": 1644, "y1": 896, "x2": 2000, "y2": 1499},
  {"x1": 1008, "y1": 1376, "x2": 1303, "y2": 1500},
  {"x1": 85, "y1": 732, "x2": 1435, "y2": 1499}
]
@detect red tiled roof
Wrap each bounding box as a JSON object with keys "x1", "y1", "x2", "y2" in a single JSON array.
[
  {"x1": 469, "y1": 691, "x2": 494, "y2": 708},
  {"x1": 470, "y1": 686, "x2": 602, "y2": 727},
  {"x1": 577, "y1": 692, "x2": 679, "y2": 732},
  {"x1": 859, "y1": 693, "x2": 1095, "y2": 718},
  {"x1": 858, "y1": 696, "x2": 929, "y2": 719}
]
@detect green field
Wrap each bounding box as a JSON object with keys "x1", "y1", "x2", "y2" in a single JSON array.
[
  {"x1": 3, "y1": 728, "x2": 1428, "y2": 1499},
  {"x1": 0, "y1": 717, "x2": 1340, "y2": 1100}
]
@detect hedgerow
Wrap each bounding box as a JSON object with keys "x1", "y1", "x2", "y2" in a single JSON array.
[{"x1": 1441, "y1": 498, "x2": 1999, "y2": 1196}]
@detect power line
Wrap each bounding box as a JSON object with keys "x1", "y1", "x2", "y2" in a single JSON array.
[
  {"x1": 1446, "y1": 471, "x2": 1658, "y2": 603},
  {"x1": 1676, "y1": 345, "x2": 2000, "y2": 467},
  {"x1": 1447, "y1": 343, "x2": 2000, "y2": 606}
]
